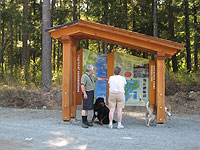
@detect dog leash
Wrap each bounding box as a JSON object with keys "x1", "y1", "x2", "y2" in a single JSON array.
[{"x1": 85, "y1": 73, "x2": 93, "y2": 83}]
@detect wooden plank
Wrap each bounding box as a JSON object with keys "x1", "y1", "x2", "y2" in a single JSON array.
[
  {"x1": 62, "y1": 37, "x2": 72, "y2": 121},
  {"x1": 107, "y1": 52, "x2": 114, "y2": 105},
  {"x1": 76, "y1": 49, "x2": 83, "y2": 105},
  {"x1": 49, "y1": 25, "x2": 184, "y2": 57},
  {"x1": 156, "y1": 52, "x2": 166, "y2": 123},
  {"x1": 48, "y1": 20, "x2": 184, "y2": 52},
  {"x1": 71, "y1": 40, "x2": 78, "y2": 118},
  {"x1": 149, "y1": 60, "x2": 156, "y2": 105},
  {"x1": 49, "y1": 25, "x2": 79, "y2": 39}
]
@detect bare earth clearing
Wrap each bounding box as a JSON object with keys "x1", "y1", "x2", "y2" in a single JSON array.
[
  {"x1": 0, "y1": 89, "x2": 200, "y2": 150},
  {"x1": 0, "y1": 89, "x2": 200, "y2": 114}
]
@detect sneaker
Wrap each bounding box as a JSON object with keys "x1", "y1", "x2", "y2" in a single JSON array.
[
  {"x1": 117, "y1": 124, "x2": 124, "y2": 129},
  {"x1": 107, "y1": 124, "x2": 113, "y2": 129},
  {"x1": 82, "y1": 123, "x2": 89, "y2": 128}
]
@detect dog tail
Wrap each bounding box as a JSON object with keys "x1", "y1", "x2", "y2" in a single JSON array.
[{"x1": 146, "y1": 101, "x2": 151, "y2": 113}]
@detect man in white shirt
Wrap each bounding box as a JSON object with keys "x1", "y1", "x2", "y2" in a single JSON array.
[{"x1": 108, "y1": 67, "x2": 127, "y2": 129}]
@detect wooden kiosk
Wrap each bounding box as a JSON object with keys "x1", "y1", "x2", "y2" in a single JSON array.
[{"x1": 46, "y1": 20, "x2": 184, "y2": 123}]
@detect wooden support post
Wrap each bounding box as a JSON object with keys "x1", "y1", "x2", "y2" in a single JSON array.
[
  {"x1": 61, "y1": 35, "x2": 73, "y2": 121},
  {"x1": 107, "y1": 52, "x2": 114, "y2": 106},
  {"x1": 71, "y1": 40, "x2": 78, "y2": 118},
  {"x1": 156, "y1": 51, "x2": 166, "y2": 123}
]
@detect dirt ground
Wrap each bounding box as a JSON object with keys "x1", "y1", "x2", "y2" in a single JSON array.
[
  {"x1": 0, "y1": 107, "x2": 200, "y2": 150},
  {"x1": 166, "y1": 91, "x2": 200, "y2": 114},
  {"x1": 0, "y1": 88, "x2": 200, "y2": 149},
  {"x1": 0, "y1": 88, "x2": 200, "y2": 114}
]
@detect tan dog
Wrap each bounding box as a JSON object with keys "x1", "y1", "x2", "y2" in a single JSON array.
[
  {"x1": 145, "y1": 101, "x2": 172, "y2": 127},
  {"x1": 165, "y1": 103, "x2": 172, "y2": 120},
  {"x1": 145, "y1": 101, "x2": 157, "y2": 127}
]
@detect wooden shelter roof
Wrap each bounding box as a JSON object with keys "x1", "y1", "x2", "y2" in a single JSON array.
[{"x1": 47, "y1": 19, "x2": 184, "y2": 57}]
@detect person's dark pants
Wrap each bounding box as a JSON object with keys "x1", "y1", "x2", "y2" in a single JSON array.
[
  {"x1": 82, "y1": 90, "x2": 94, "y2": 127},
  {"x1": 82, "y1": 90, "x2": 94, "y2": 110}
]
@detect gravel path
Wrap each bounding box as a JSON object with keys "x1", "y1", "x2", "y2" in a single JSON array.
[{"x1": 0, "y1": 107, "x2": 200, "y2": 150}]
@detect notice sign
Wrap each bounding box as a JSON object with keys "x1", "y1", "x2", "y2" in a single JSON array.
[
  {"x1": 114, "y1": 52, "x2": 149, "y2": 106},
  {"x1": 77, "y1": 54, "x2": 80, "y2": 93},
  {"x1": 149, "y1": 60, "x2": 156, "y2": 104}
]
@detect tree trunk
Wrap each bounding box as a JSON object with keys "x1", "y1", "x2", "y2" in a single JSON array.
[
  {"x1": 42, "y1": 0, "x2": 52, "y2": 90},
  {"x1": 9, "y1": 19, "x2": 14, "y2": 85},
  {"x1": 1, "y1": 23, "x2": 10, "y2": 78},
  {"x1": 57, "y1": 42, "x2": 61, "y2": 72},
  {"x1": 132, "y1": 4, "x2": 136, "y2": 31},
  {"x1": 85, "y1": 1, "x2": 89, "y2": 49},
  {"x1": 0, "y1": 0, "x2": 2, "y2": 74},
  {"x1": 131, "y1": 3, "x2": 137, "y2": 56},
  {"x1": 102, "y1": 0, "x2": 108, "y2": 54},
  {"x1": 0, "y1": 0, "x2": 1, "y2": 56},
  {"x1": 193, "y1": 3, "x2": 198, "y2": 71},
  {"x1": 85, "y1": 40, "x2": 89, "y2": 49},
  {"x1": 184, "y1": 0, "x2": 191, "y2": 72},
  {"x1": 168, "y1": 0, "x2": 178, "y2": 72},
  {"x1": 53, "y1": 40, "x2": 56, "y2": 71},
  {"x1": 52, "y1": 0, "x2": 55, "y2": 72},
  {"x1": 73, "y1": 0, "x2": 78, "y2": 21},
  {"x1": 151, "y1": 0, "x2": 157, "y2": 60},
  {"x1": 153, "y1": 0, "x2": 158, "y2": 37},
  {"x1": 22, "y1": 0, "x2": 30, "y2": 83},
  {"x1": 32, "y1": 0, "x2": 36, "y2": 82},
  {"x1": 97, "y1": 41, "x2": 101, "y2": 53},
  {"x1": 22, "y1": 0, "x2": 29, "y2": 67},
  {"x1": 123, "y1": 0, "x2": 128, "y2": 29}
]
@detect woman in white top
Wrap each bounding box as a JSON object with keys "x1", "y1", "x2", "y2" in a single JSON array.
[{"x1": 108, "y1": 67, "x2": 127, "y2": 129}]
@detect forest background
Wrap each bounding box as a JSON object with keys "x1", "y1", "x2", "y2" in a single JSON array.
[{"x1": 0, "y1": 0, "x2": 199, "y2": 95}]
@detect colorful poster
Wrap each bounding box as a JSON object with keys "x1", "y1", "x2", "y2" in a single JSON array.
[
  {"x1": 95, "y1": 53, "x2": 107, "y2": 102},
  {"x1": 82, "y1": 49, "x2": 107, "y2": 103},
  {"x1": 82, "y1": 50, "x2": 149, "y2": 106},
  {"x1": 114, "y1": 52, "x2": 149, "y2": 106}
]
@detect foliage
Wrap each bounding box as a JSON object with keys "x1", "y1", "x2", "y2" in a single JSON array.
[{"x1": 0, "y1": 0, "x2": 199, "y2": 90}]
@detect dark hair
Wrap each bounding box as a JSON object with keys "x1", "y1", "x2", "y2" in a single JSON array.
[{"x1": 114, "y1": 67, "x2": 121, "y2": 75}]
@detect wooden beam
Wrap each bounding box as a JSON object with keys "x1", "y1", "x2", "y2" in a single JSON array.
[
  {"x1": 47, "y1": 20, "x2": 184, "y2": 56},
  {"x1": 48, "y1": 25, "x2": 79, "y2": 39},
  {"x1": 48, "y1": 24, "x2": 184, "y2": 57},
  {"x1": 71, "y1": 40, "x2": 78, "y2": 118},
  {"x1": 156, "y1": 51, "x2": 166, "y2": 123},
  {"x1": 61, "y1": 35, "x2": 73, "y2": 121}
]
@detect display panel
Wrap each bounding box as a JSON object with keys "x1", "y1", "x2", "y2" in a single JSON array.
[{"x1": 114, "y1": 52, "x2": 149, "y2": 106}]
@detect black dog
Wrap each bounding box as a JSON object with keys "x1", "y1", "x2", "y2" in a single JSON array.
[{"x1": 91, "y1": 97, "x2": 116, "y2": 126}]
